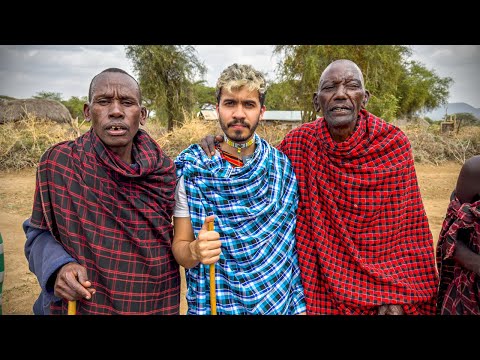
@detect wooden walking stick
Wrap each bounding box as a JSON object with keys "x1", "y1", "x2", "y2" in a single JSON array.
[
  {"x1": 68, "y1": 300, "x2": 76, "y2": 315},
  {"x1": 207, "y1": 219, "x2": 216, "y2": 315}
]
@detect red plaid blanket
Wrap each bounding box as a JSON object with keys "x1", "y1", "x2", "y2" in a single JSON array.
[{"x1": 278, "y1": 110, "x2": 438, "y2": 314}]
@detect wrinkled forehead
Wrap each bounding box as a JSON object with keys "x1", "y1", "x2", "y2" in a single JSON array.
[
  {"x1": 320, "y1": 62, "x2": 364, "y2": 86},
  {"x1": 92, "y1": 72, "x2": 139, "y2": 98}
]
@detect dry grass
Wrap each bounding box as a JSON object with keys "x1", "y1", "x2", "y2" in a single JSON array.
[
  {"x1": 1, "y1": 114, "x2": 479, "y2": 172},
  {"x1": 151, "y1": 117, "x2": 221, "y2": 159},
  {"x1": 152, "y1": 116, "x2": 292, "y2": 159},
  {"x1": 0, "y1": 114, "x2": 81, "y2": 171},
  {"x1": 404, "y1": 125, "x2": 480, "y2": 165}
]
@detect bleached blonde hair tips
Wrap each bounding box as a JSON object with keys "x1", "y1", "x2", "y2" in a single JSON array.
[{"x1": 215, "y1": 63, "x2": 267, "y2": 105}]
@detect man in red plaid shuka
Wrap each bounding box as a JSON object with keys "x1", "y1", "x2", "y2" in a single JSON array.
[
  {"x1": 277, "y1": 59, "x2": 438, "y2": 315},
  {"x1": 23, "y1": 68, "x2": 180, "y2": 314}
]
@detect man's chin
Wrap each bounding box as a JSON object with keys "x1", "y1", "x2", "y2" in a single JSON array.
[{"x1": 325, "y1": 114, "x2": 356, "y2": 127}]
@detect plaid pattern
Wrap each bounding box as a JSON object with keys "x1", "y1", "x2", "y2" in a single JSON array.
[
  {"x1": 30, "y1": 128, "x2": 180, "y2": 314},
  {"x1": 436, "y1": 196, "x2": 480, "y2": 314},
  {"x1": 175, "y1": 134, "x2": 306, "y2": 314},
  {"x1": 278, "y1": 110, "x2": 438, "y2": 315}
]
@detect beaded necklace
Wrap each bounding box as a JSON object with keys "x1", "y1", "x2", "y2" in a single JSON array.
[{"x1": 223, "y1": 134, "x2": 255, "y2": 155}]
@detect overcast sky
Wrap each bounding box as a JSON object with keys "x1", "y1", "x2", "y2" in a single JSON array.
[{"x1": 1, "y1": 45, "x2": 479, "y2": 108}]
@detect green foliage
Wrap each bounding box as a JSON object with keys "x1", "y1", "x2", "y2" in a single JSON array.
[
  {"x1": 272, "y1": 45, "x2": 452, "y2": 122},
  {"x1": 32, "y1": 91, "x2": 63, "y2": 101},
  {"x1": 368, "y1": 93, "x2": 400, "y2": 122},
  {"x1": 450, "y1": 112, "x2": 479, "y2": 126},
  {"x1": 450, "y1": 112, "x2": 480, "y2": 133},
  {"x1": 397, "y1": 61, "x2": 452, "y2": 117},
  {"x1": 192, "y1": 81, "x2": 216, "y2": 111},
  {"x1": 61, "y1": 96, "x2": 87, "y2": 121},
  {"x1": 125, "y1": 45, "x2": 206, "y2": 131},
  {"x1": 265, "y1": 80, "x2": 302, "y2": 110}
]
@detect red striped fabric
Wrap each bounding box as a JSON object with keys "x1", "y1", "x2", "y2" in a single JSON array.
[
  {"x1": 278, "y1": 110, "x2": 438, "y2": 314},
  {"x1": 30, "y1": 129, "x2": 180, "y2": 314},
  {"x1": 216, "y1": 144, "x2": 243, "y2": 167}
]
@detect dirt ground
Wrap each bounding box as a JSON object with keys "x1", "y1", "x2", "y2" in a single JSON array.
[{"x1": 0, "y1": 162, "x2": 462, "y2": 315}]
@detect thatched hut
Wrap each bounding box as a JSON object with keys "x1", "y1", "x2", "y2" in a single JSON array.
[{"x1": 0, "y1": 99, "x2": 72, "y2": 124}]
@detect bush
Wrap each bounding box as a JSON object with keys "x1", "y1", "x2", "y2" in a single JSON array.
[
  {"x1": 404, "y1": 125, "x2": 480, "y2": 165},
  {"x1": 0, "y1": 114, "x2": 80, "y2": 171}
]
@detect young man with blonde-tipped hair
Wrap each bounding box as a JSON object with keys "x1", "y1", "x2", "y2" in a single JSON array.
[{"x1": 172, "y1": 63, "x2": 306, "y2": 315}]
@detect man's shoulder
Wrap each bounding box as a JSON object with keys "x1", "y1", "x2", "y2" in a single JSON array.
[
  {"x1": 37, "y1": 134, "x2": 85, "y2": 169},
  {"x1": 367, "y1": 111, "x2": 409, "y2": 141},
  {"x1": 175, "y1": 143, "x2": 202, "y2": 160},
  {"x1": 282, "y1": 120, "x2": 318, "y2": 141},
  {"x1": 41, "y1": 139, "x2": 75, "y2": 159}
]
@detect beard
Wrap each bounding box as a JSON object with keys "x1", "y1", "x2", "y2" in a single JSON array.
[{"x1": 219, "y1": 114, "x2": 260, "y2": 143}]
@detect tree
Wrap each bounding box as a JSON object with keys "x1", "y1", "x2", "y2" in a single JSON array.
[
  {"x1": 125, "y1": 45, "x2": 206, "y2": 131},
  {"x1": 265, "y1": 80, "x2": 302, "y2": 111},
  {"x1": 397, "y1": 61, "x2": 452, "y2": 118},
  {"x1": 450, "y1": 112, "x2": 480, "y2": 134},
  {"x1": 32, "y1": 91, "x2": 63, "y2": 101},
  {"x1": 272, "y1": 45, "x2": 452, "y2": 122},
  {"x1": 192, "y1": 81, "x2": 216, "y2": 112},
  {"x1": 62, "y1": 96, "x2": 88, "y2": 121}
]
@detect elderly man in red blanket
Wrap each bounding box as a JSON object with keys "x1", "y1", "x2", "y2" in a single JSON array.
[
  {"x1": 201, "y1": 59, "x2": 439, "y2": 315},
  {"x1": 23, "y1": 68, "x2": 180, "y2": 315}
]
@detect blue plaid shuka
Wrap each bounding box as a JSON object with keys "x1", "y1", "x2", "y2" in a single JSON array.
[{"x1": 175, "y1": 134, "x2": 306, "y2": 315}]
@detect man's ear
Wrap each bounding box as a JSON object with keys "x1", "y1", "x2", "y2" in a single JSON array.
[
  {"x1": 362, "y1": 90, "x2": 370, "y2": 109},
  {"x1": 313, "y1": 92, "x2": 321, "y2": 112},
  {"x1": 259, "y1": 105, "x2": 266, "y2": 120},
  {"x1": 83, "y1": 103, "x2": 91, "y2": 122},
  {"x1": 140, "y1": 106, "x2": 147, "y2": 126}
]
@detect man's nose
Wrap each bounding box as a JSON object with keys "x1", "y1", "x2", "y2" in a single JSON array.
[
  {"x1": 109, "y1": 100, "x2": 124, "y2": 117},
  {"x1": 333, "y1": 85, "x2": 348, "y2": 98},
  {"x1": 232, "y1": 104, "x2": 246, "y2": 118}
]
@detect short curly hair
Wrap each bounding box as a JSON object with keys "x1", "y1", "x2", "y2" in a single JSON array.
[{"x1": 215, "y1": 63, "x2": 267, "y2": 106}]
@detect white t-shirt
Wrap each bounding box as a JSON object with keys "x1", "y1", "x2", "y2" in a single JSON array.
[{"x1": 173, "y1": 175, "x2": 190, "y2": 217}]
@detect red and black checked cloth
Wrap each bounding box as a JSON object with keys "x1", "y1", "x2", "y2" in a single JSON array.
[
  {"x1": 30, "y1": 128, "x2": 179, "y2": 314},
  {"x1": 278, "y1": 110, "x2": 438, "y2": 314},
  {"x1": 436, "y1": 197, "x2": 480, "y2": 314}
]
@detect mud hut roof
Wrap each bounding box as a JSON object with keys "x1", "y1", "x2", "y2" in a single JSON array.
[{"x1": 0, "y1": 98, "x2": 72, "y2": 124}]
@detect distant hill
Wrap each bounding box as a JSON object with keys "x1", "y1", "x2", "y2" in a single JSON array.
[{"x1": 420, "y1": 102, "x2": 480, "y2": 121}]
